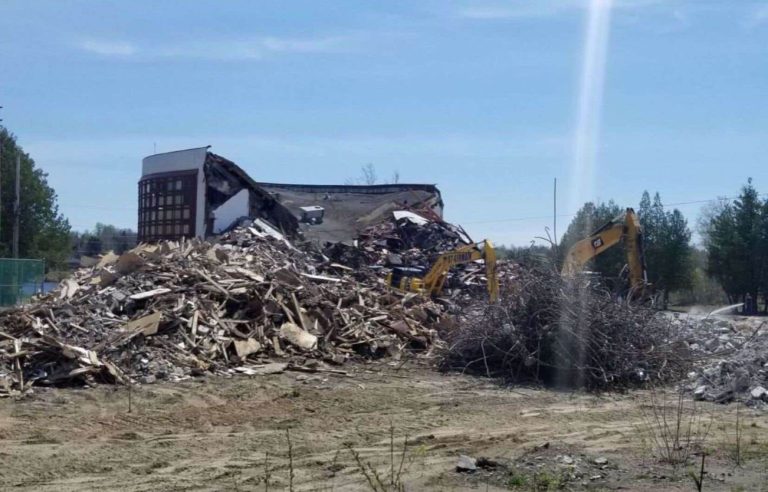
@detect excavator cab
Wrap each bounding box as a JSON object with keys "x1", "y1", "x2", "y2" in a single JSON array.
[{"x1": 387, "y1": 267, "x2": 426, "y2": 293}]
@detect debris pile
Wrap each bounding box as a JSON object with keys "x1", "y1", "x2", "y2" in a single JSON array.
[
  {"x1": 0, "y1": 226, "x2": 449, "y2": 395},
  {"x1": 352, "y1": 211, "x2": 472, "y2": 269},
  {"x1": 322, "y1": 210, "x2": 503, "y2": 303},
  {"x1": 440, "y1": 268, "x2": 692, "y2": 391},
  {"x1": 674, "y1": 313, "x2": 768, "y2": 406}
]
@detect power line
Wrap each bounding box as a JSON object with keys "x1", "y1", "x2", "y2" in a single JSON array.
[
  {"x1": 661, "y1": 194, "x2": 768, "y2": 208},
  {"x1": 460, "y1": 193, "x2": 763, "y2": 227},
  {"x1": 463, "y1": 213, "x2": 577, "y2": 225}
]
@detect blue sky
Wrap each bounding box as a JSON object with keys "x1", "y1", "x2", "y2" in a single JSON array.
[{"x1": 1, "y1": 0, "x2": 766, "y2": 246}]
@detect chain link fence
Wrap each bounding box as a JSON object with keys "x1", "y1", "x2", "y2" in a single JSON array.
[{"x1": 0, "y1": 259, "x2": 46, "y2": 307}]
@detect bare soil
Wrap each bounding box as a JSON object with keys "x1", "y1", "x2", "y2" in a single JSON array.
[{"x1": 1, "y1": 362, "x2": 767, "y2": 491}]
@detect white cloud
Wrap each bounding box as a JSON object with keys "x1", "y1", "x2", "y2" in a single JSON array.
[
  {"x1": 457, "y1": 0, "x2": 666, "y2": 20},
  {"x1": 261, "y1": 36, "x2": 351, "y2": 53},
  {"x1": 79, "y1": 39, "x2": 137, "y2": 56},
  {"x1": 458, "y1": 1, "x2": 579, "y2": 20},
  {"x1": 76, "y1": 35, "x2": 354, "y2": 61}
]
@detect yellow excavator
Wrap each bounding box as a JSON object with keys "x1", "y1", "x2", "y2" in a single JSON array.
[
  {"x1": 386, "y1": 240, "x2": 499, "y2": 303},
  {"x1": 561, "y1": 208, "x2": 649, "y2": 300}
]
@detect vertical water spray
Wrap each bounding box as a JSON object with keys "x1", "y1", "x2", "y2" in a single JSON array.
[{"x1": 560, "y1": 0, "x2": 613, "y2": 389}]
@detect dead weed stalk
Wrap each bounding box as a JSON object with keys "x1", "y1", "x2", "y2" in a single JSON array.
[
  {"x1": 263, "y1": 451, "x2": 272, "y2": 492},
  {"x1": 640, "y1": 387, "x2": 714, "y2": 469},
  {"x1": 286, "y1": 428, "x2": 295, "y2": 492},
  {"x1": 688, "y1": 453, "x2": 707, "y2": 492},
  {"x1": 345, "y1": 424, "x2": 410, "y2": 492},
  {"x1": 725, "y1": 402, "x2": 745, "y2": 467}
]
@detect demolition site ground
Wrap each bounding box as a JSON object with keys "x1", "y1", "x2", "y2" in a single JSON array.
[
  {"x1": 2, "y1": 361, "x2": 768, "y2": 491},
  {"x1": 2, "y1": 216, "x2": 768, "y2": 490}
]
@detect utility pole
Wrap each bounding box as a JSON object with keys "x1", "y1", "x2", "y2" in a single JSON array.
[
  {"x1": 13, "y1": 153, "x2": 20, "y2": 258},
  {"x1": 553, "y1": 178, "x2": 558, "y2": 249},
  {"x1": 0, "y1": 131, "x2": 2, "y2": 242},
  {"x1": 0, "y1": 105, "x2": 3, "y2": 241}
]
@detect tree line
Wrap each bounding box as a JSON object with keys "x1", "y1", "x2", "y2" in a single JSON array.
[
  {"x1": 72, "y1": 223, "x2": 137, "y2": 257},
  {"x1": 701, "y1": 179, "x2": 768, "y2": 313},
  {"x1": 0, "y1": 127, "x2": 138, "y2": 273},
  {"x1": 0, "y1": 127, "x2": 71, "y2": 270},
  {"x1": 555, "y1": 192, "x2": 695, "y2": 307},
  {"x1": 501, "y1": 180, "x2": 768, "y2": 312}
]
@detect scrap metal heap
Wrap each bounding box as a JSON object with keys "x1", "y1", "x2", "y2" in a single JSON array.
[{"x1": 0, "y1": 221, "x2": 460, "y2": 395}]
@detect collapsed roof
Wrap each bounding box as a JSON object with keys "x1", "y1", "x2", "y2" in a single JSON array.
[
  {"x1": 257, "y1": 182, "x2": 444, "y2": 244},
  {"x1": 204, "y1": 152, "x2": 300, "y2": 236}
]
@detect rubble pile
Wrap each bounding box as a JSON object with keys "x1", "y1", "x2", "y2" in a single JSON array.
[
  {"x1": 340, "y1": 212, "x2": 471, "y2": 268},
  {"x1": 323, "y1": 211, "x2": 504, "y2": 302},
  {"x1": 441, "y1": 268, "x2": 692, "y2": 391},
  {"x1": 673, "y1": 313, "x2": 768, "y2": 406},
  {"x1": 0, "y1": 227, "x2": 449, "y2": 395}
]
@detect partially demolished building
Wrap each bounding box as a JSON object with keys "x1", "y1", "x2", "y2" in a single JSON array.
[
  {"x1": 138, "y1": 147, "x2": 444, "y2": 244},
  {"x1": 138, "y1": 148, "x2": 298, "y2": 242}
]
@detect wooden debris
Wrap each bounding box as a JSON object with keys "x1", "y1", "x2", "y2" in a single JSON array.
[
  {"x1": 124, "y1": 311, "x2": 162, "y2": 337},
  {"x1": 234, "y1": 338, "x2": 262, "y2": 358},
  {"x1": 96, "y1": 251, "x2": 120, "y2": 268},
  {"x1": 0, "y1": 227, "x2": 446, "y2": 392},
  {"x1": 279, "y1": 322, "x2": 318, "y2": 351},
  {"x1": 115, "y1": 252, "x2": 145, "y2": 274},
  {"x1": 129, "y1": 288, "x2": 172, "y2": 301}
]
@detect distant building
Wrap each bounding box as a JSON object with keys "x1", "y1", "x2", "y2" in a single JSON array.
[
  {"x1": 138, "y1": 147, "x2": 443, "y2": 243},
  {"x1": 138, "y1": 147, "x2": 298, "y2": 242}
]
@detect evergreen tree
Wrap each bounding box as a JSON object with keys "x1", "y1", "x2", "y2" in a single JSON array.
[
  {"x1": 639, "y1": 192, "x2": 663, "y2": 288},
  {"x1": 659, "y1": 208, "x2": 693, "y2": 298},
  {"x1": 706, "y1": 179, "x2": 765, "y2": 310},
  {"x1": 761, "y1": 199, "x2": 768, "y2": 311},
  {"x1": 638, "y1": 191, "x2": 693, "y2": 306},
  {"x1": 707, "y1": 202, "x2": 739, "y2": 302},
  {"x1": 732, "y1": 179, "x2": 763, "y2": 305}
]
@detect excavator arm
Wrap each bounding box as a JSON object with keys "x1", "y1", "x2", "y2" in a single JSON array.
[
  {"x1": 483, "y1": 240, "x2": 499, "y2": 303},
  {"x1": 389, "y1": 240, "x2": 499, "y2": 303},
  {"x1": 623, "y1": 209, "x2": 647, "y2": 296},
  {"x1": 561, "y1": 222, "x2": 625, "y2": 277},
  {"x1": 561, "y1": 208, "x2": 648, "y2": 298},
  {"x1": 422, "y1": 244, "x2": 479, "y2": 296}
]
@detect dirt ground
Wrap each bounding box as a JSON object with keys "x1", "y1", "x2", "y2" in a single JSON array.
[{"x1": 1, "y1": 361, "x2": 767, "y2": 491}]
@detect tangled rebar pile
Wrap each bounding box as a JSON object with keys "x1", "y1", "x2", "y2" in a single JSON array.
[{"x1": 440, "y1": 268, "x2": 692, "y2": 391}]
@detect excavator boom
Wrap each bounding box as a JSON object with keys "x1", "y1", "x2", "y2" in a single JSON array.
[
  {"x1": 623, "y1": 209, "x2": 648, "y2": 296},
  {"x1": 561, "y1": 208, "x2": 648, "y2": 299},
  {"x1": 561, "y1": 223, "x2": 624, "y2": 277},
  {"x1": 388, "y1": 240, "x2": 499, "y2": 303}
]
